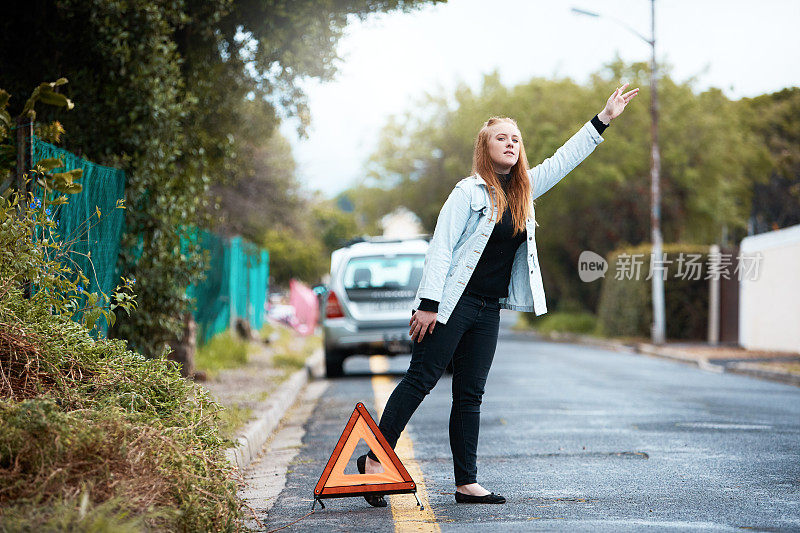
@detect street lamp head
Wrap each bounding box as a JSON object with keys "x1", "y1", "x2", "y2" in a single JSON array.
[{"x1": 571, "y1": 7, "x2": 601, "y2": 17}]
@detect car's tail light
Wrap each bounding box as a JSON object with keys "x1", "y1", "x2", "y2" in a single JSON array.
[{"x1": 325, "y1": 291, "x2": 344, "y2": 319}]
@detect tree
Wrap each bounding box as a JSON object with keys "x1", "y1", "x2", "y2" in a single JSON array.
[
  {"x1": 739, "y1": 87, "x2": 800, "y2": 234},
  {"x1": 209, "y1": 99, "x2": 304, "y2": 243},
  {"x1": 0, "y1": 0, "x2": 440, "y2": 356}
]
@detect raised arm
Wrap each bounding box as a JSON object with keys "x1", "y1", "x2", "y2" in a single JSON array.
[{"x1": 529, "y1": 83, "x2": 639, "y2": 200}]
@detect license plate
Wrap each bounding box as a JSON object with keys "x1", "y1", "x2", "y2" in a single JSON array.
[
  {"x1": 383, "y1": 332, "x2": 407, "y2": 342},
  {"x1": 360, "y1": 300, "x2": 411, "y2": 312},
  {"x1": 385, "y1": 339, "x2": 409, "y2": 353}
]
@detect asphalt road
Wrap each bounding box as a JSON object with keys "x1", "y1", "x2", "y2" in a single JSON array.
[{"x1": 250, "y1": 311, "x2": 800, "y2": 532}]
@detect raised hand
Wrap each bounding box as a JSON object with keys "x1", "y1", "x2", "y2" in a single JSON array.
[{"x1": 598, "y1": 82, "x2": 639, "y2": 124}]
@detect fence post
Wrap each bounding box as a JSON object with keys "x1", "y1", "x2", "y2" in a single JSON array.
[
  {"x1": 707, "y1": 244, "x2": 720, "y2": 345},
  {"x1": 15, "y1": 116, "x2": 32, "y2": 200},
  {"x1": 16, "y1": 116, "x2": 33, "y2": 299}
]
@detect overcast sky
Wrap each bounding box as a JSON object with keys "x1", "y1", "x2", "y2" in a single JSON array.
[{"x1": 279, "y1": 0, "x2": 800, "y2": 198}]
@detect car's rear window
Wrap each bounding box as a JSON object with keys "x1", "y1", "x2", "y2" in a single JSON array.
[{"x1": 343, "y1": 254, "x2": 425, "y2": 290}]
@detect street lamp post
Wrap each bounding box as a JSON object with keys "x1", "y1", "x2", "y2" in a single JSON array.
[{"x1": 571, "y1": 0, "x2": 666, "y2": 345}]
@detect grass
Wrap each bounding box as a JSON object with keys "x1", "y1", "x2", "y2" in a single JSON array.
[
  {"x1": 748, "y1": 361, "x2": 800, "y2": 376},
  {"x1": 525, "y1": 311, "x2": 599, "y2": 336},
  {"x1": 201, "y1": 322, "x2": 321, "y2": 445},
  {"x1": 216, "y1": 403, "x2": 254, "y2": 441},
  {"x1": 272, "y1": 351, "x2": 308, "y2": 371},
  {"x1": 0, "y1": 493, "x2": 155, "y2": 533},
  {"x1": 261, "y1": 321, "x2": 321, "y2": 377},
  {"x1": 195, "y1": 329, "x2": 253, "y2": 379},
  {"x1": 204, "y1": 323, "x2": 320, "y2": 442},
  {"x1": 274, "y1": 333, "x2": 321, "y2": 378},
  {"x1": 259, "y1": 321, "x2": 277, "y2": 342}
]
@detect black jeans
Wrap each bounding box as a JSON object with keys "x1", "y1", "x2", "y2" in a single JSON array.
[{"x1": 367, "y1": 290, "x2": 501, "y2": 486}]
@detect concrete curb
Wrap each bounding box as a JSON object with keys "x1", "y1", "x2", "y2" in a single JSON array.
[
  {"x1": 225, "y1": 347, "x2": 325, "y2": 470},
  {"x1": 726, "y1": 361, "x2": 800, "y2": 386},
  {"x1": 529, "y1": 330, "x2": 799, "y2": 386}
]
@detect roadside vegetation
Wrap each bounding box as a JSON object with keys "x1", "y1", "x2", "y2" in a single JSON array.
[
  {"x1": 0, "y1": 85, "x2": 240, "y2": 531},
  {"x1": 0, "y1": 196, "x2": 241, "y2": 530},
  {"x1": 522, "y1": 310, "x2": 599, "y2": 336},
  {"x1": 262, "y1": 323, "x2": 322, "y2": 377},
  {"x1": 196, "y1": 322, "x2": 321, "y2": 442},
  {"x1": 195, "y1": 330, "x2": 254, "y2": 380}
]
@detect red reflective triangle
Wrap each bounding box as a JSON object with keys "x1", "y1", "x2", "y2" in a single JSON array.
[{"x1": 314, "y1": 402, "x2": 416, "y2": 499}]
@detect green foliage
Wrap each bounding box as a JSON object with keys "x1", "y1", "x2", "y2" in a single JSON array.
[
  {"x1": 250, "y1": 195, "x2": 362, "y2": 288},
  {"x1": 1, "y1": 81, "x2": 83, "y2": 196},
  {"x1": 272, "y1": 351, "x2": 310, "y2": 372},
  {"x1": 20, "y1": 78, "x2": 74, "y2": 119},
  {"x1": 0, "y1": 493, "x2": 151, "y2": 533},
  {"x1": 312, "y1": 199, "x2": 361, "y2": 252},
  {"x1": 0, "y1": 89, "x2": 10, "y2": 130},
  {"x1": 0, "y1": 0, "x2": 440, "y2": 357},
  {"x1": 194, "y1": 329, "x2": 251, "y2": 379},
  {"x1": 211, "y1": 117, "x2": 303, "y2": 243},
  {"x1": 524, "y1": 311, "x2": 598, "y2": 336},
  {"x1": 596, "y1": 243, "x2": 711, "y2": 340},
  {"x1": 261, "y1": 227, "x2": 327, "y2": 286},
  {"x1": 0, "y1": 294, "x2": 241, "y2": 530},
  {"x1": 216, "y1": 403, "x2": 254, "y2": 441},
  {"x1": 0, "y1": 192, "x2": 135, "y2": 336},
  {"x1": 0, "y1": 170, "x2": 240, "y2": 530},
  {"x1": 0, "y1": 283, "x2": 240, "y2": 531},
  {"x1": 739, "y1": 87, "x2": 800, "y2": 231},
  {"x1": 741, "y1": 87, "x2": 800, "y2": 181},
  {"x1": 30, "y1": 156, "x2": 83, "y2": 195},
  {"x1": 270, "y1": 331, "x2": 321, "y2": 376}
]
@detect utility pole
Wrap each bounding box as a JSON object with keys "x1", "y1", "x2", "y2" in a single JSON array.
[
  {"x1": 648, "y1": 0, "x2": 665, "y2": 344},
  {"x1": 572, "y1": 0, "x2": 665, "y2": 344}
]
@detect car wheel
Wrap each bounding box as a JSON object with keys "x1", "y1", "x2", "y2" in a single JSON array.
[{"x1": 325, "y1": 348, "x2": 346, "y2": 378}]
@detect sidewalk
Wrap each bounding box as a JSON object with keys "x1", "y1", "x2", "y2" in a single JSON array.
[
  {"x1": 198, "y1": 327, "x2": 324, "y2": 470},
  {"x1": 524, "y1": 330, "x2": 800, "y2": 386}
]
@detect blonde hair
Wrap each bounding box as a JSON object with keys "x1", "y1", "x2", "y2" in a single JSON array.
[{"x1": 472, "y1": 116, "x2": 533, "y2": 234}]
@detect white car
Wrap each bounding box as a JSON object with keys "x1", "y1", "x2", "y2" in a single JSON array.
[{"x1": 322, "y1": 236, "x2": 432, "y2": 377}]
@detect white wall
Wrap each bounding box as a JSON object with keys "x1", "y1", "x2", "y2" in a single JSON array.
[{"x1": 739, "y1": 223, "x2": 800, "y2": 353}]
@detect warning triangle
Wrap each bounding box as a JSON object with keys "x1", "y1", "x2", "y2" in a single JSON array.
[{"x1": 314, "y1": 402, "x2": 416, "y2": 500}]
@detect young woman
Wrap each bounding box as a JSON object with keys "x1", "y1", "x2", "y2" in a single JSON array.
[{"x1": 357, "y1": 83, "x2": 639, "y2": 506}]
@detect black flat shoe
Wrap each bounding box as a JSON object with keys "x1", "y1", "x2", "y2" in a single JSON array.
[
  {"x1": 356, "y1": 454, "x2": 387, "y2": 508},
  {"x1": 455, "y1": 491, "x2": 506, "y2": 504}
]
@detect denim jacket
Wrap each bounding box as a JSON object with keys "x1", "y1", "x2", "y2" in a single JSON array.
[{"x1": 412, "y1": 120, "x2": 604, "y2": 324}]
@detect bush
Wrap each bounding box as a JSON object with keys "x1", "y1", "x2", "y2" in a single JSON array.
[
  {"x1": 596, "y1": 243, "x2": 711, "y2": 340},
  {"x1": 0, "y1": 195, "x2": 242, "y2": 530}
]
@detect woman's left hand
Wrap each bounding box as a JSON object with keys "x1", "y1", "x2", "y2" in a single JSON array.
[{"x1": 598, "y1": 82, "x2": 640, "y2": 124}]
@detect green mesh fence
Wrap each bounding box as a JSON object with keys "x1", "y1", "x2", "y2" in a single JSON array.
[
  {"x1": 30, "y1": 136, "x2": 269, "y2": 345},
  {"x1": 186, "y1": 231, "x2": 269, "y2": 346},
  {"x1": 31, "y1": 135, "x2": 126, "y2": 336}
]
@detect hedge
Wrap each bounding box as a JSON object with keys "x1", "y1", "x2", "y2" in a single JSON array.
[{"x1": 596, "y1": 243, "x2": 712, "y2": 340}]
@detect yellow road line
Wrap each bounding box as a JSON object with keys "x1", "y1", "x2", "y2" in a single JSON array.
[{"x1": 369, "y1": 355, "x2": 440, "y2": 533}]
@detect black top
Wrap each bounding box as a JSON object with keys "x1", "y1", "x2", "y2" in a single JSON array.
[
  {"x1": 417, "y1": 115, "x2": 608, "y2": 313},
  {"x1": 462, "y1": 171, "x2": 526, "y2": 298}
]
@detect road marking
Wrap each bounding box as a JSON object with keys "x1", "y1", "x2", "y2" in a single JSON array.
[{"x1": 369, "y1": 355, "x2": 440, "y2": 533}]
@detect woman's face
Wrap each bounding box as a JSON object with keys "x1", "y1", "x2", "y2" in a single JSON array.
[{"x1": 487, "y1": 122, "x2": 521, "y2": 174}]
